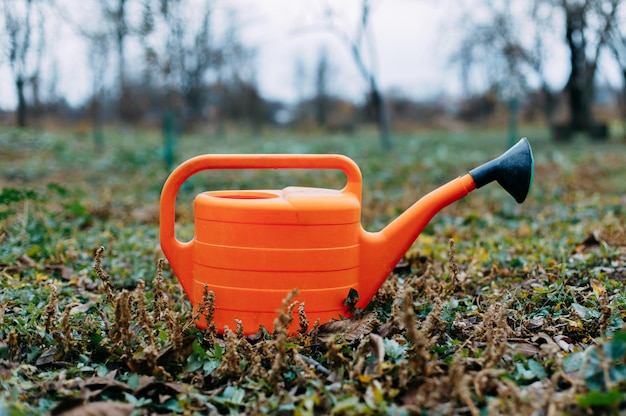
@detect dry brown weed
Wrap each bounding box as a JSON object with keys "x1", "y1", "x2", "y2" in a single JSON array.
[
  {"x1": 94, "y1": 246, "x2": 115, "y2": 307},
  {"x1": 134, "y1": 279, "x2": 155, "y2": 347},
  {"x1": 42, "y1": 283, "x2": 58, "y2": 336}
]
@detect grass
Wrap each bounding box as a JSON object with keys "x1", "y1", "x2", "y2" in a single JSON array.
[{"x1": 0, "y1": 124, "x2": 625, "y2": 415}]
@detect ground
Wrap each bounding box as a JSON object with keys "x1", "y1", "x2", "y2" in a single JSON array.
[{"x1": 0, "y1": 126, "x2": 625, "y2": 415}]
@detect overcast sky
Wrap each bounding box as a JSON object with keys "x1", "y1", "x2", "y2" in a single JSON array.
[
  {"x1": 0, "y1": 0, "x2": 579, "y2": 110},
  {"x1": 237, "y1": 0, "x2": 467, "y2": 102}
]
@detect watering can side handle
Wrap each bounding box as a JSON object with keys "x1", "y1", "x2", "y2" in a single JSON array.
[{"x1": 160, "y1": 160, "x2": 197, "y2": 296}]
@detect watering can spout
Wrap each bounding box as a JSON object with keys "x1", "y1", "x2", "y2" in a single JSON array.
[
  {"x1": 356, "y1": 138, "x2": 534, "y2": 308},
  {"x1": 469, "y1": 138, "x2": 534, "y2": 203}
]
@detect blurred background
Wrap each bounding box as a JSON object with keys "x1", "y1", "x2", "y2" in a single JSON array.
[{"x1": 2, "y1": 0, "x2": 626, "y2": 147}]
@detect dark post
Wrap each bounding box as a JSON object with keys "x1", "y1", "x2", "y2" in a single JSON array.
[{"x1": 163, "y1": 111, "x2": 176, "y2": 171}]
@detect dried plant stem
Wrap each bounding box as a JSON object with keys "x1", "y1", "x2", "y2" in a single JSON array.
[
  {"x1": 42, "y1": 284, "x2": 58, "y2": 336},
  {"x1": 298, "y1": 302, "x2": 309, "y2": 335},
  {"x1": 7, "y1": 330, "x2": 18, "y2": 361},
  {"x1": 193, "y1": 284, "x2": 217, "y2": 344},
  {"x1": 480, "y1": 301, "x2": 513, "y2": 368},
  {"x1": 152, "y1": 258, "x2": 167, "y2": 322},
  {"x1": 272, "y1": 289, "x2": 299, "y2": 337},
  {"x1": 235, "y1": 319, "x2": 244, "y2": 339},
  {"x1": 218, "y1": 326, "x2": 243, "y2": 379},
  {"x1": 111, "y1": 290, "x2": 134, "y2": 357},
  {"x1": 134, "y1": 279, "x2": 155, "y2": 347},
  {"x1": 94, "y1": 246, "x2": 115, "y2": 307},
  {"x1": 268, "y1": 289, "x2": 299, "y2": 386},
  {"x1": 400, "y1": 284, "x2": 441, "y2": 377},
  {"x1": 450, "y1": 355, "x2": 480, "y2": 416},
  {"x1": 60, "y1": 303, "x2": 78, "y2": 343},
  {"x1": 448, "y1": 238, "x2": 459, "y2": 281},
  {"x1": 598, "y1": 289, "x2": 611, "y2": 335},
  {"x1": 164, "y1": 306, "x2": 183, "y2": 362},
  {"x1": 400, "y1": 286, "x2": 420, "y2": 346},
  {"x1": 309, "y1": 318, "x2": 321, "y2": 341}
]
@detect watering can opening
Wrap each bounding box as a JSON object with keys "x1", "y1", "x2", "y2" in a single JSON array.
[{"x1": 210, "y1": 191, "x2": 279, "y2": 200}]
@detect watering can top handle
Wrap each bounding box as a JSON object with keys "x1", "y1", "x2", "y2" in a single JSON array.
[
  {"x1": 162, "y1": 153, "x2": 362, "y2": 196},
  {"x1": 160, "y1": 153, "x2": 363, "y2": 248}
]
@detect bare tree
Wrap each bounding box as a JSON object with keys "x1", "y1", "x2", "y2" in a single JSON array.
[
  {"x1": 100, "y1": 0, "x2": 133, "y2": 121},
  {"x1": 1, "y1": 0, "x2": 46, "y2": 127},
  {"x1": 456, "y1": 0, "x2": 620, "y2": 139},
  {"x1": 293, "y1": 56, "x2": 308, "y2": 123},
  {"x1": 321, "y1": 0, "x2": 392, "y2": 149},
  {"x1": 181, "y1": 5, "x2": 222, "y2": 120},
  {"x1": 597, "y1": 0, "x2": 626, "y2": 118},
  {"x1": 140, "y1": 0, "x2": 225, "y2": 118},
  {"x1": 541, "y1": 0, "x2": 617, "y2": 138},
  {"x1": 139, "y1": 0, "x2": 255, "y2": 163},
  {"x1": 218, "y1": 10, "x2": 262, "y2": 132},
  {"x1": 29, "y1": 2, "x2": 45, "y2": 120},
  {"x1": 453, "y1": 1, "x2": 556, "y2": 121}
]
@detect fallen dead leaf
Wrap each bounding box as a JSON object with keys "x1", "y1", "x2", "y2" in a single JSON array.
[
  {"x1": 0, "y1": 253, "x2": 37, "y2": 274},
  {"x1": 590, "y1": 279, "x2": 605, "y2": 298},
  {"x1": 553, "y1": 335, "x2": 574, "y2": 352},
  {"x1": 317, "y1": 313, "x2": 379, "y2": 344},
  {"x1": 53, "y1": 401, "x2": 134, "y2": 416},
  {"x1": 35, "y1": 346, "x2": 58, "y2": 366},
  {"x1": 572, "y1": 230, "x2": 603, "y2": 254},
  {"x1": 369, "y1": 333, "x2": 385, "y2": 363},
  {"x1": 134, "y1": 377, "x2": 192, "y2": 404},
  {"x1": 81, "y1": 377, "x2": 132, "y2": 400},
  {"x1": 526, "y1": 317, "x2": 544, "y2": 330},
  {"x1": 17, "y1": 253, "x2": 36, "y2": 268},
  {"x1": 44, "y1": 264, "x2": 74, "y2": 281},
  {"x1": 70, "y1": 301, "x2": 96, "y2": 314},
  {"x1": 532, "y1": 332, "x2": 560, "y2": 350},
  {"x1": 508, "y1": 339, "x2": 540, "y2": 358}
]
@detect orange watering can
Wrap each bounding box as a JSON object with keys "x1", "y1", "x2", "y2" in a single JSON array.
[{"x1": 160, "y1": 138, "x2": 533, "y2": 334}]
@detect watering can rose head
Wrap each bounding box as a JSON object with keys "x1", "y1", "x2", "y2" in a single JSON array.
[{"x1": 160, "y1": 138, "x2": 533, "y2": 334}]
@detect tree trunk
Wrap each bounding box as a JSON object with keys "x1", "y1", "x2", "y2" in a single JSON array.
[
  {"x1": 541, "y1": 83, "x2": 557, "y2": 127},
  {"x1": 565, "y1": 6, "x2": 593, "y2": 133},
  {"x1": 116, "y1": 0, "x2": 128, "y2": 122},
  {"x1": 16, "y1": 76, "x2": 27, "y2": 128},
  {"x1": 369, "y1": 86, "x2": 392, "y2": 150},
  {"x1": 620, "y1": 69, "x2": 626, "y2": 125}
]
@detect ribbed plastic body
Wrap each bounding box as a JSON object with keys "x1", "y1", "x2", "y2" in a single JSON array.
[{"x1": 191, "y1": 187, "x2": 361, "y2": 333}]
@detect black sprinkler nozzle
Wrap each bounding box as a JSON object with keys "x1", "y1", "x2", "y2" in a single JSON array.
[{"x1": 469, "y1": 138, "x2": 534, "y2": 203}]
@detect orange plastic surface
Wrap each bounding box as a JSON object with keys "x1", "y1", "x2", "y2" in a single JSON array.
[{"x1": 356, "y1": 173, "x2": 476, "y2": 308}]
